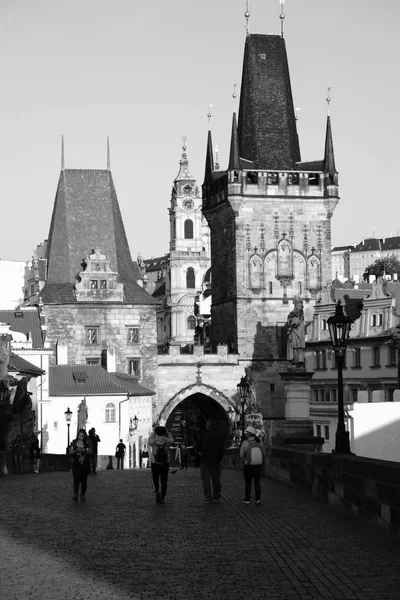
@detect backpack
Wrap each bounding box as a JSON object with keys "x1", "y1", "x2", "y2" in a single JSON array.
[
  {"x1": 246, "y1": 440, "x2": 263, "y2": 465},
  {"x1": 155, "y1": 443, "x2": 168, "y2": 465}
]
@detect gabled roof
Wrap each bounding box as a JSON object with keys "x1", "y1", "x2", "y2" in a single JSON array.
[
  {"x1": 42, "y1": 169, "x2": 155, "y2": 305},
  {"x1": 8, "y1": 352, "x2": 45, "y2": 376},
  {"x1": 237, "y1": 34, "x2": 300, "y2": 170},
  {"x1": 0, "y1": 309, "x2": 44, "y2": 348},
  {"x1": 49, "y1": 365, "x2": 156, "y2": 396}
]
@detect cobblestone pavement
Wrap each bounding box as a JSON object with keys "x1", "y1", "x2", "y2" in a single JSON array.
[{"x1": 0, "y1": 468, "x2": 399, "y2": 600}]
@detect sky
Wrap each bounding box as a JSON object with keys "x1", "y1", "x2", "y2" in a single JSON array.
[{"x1": 1, "y1": 0, "x2": 399, "y2": 263}]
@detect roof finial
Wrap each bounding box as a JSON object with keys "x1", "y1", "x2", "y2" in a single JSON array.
[
  {"x1": 207, "y1": 105, "x2": 213, "y2": 131},
  {"x1": 107, "y1": 136, "x2": 111, "y2": 170},
  {"x1": 245, "y1": 1, "x2": 250, "y2": 36},
  {"x1": 326, "y1": 87, "x2": 332, "y2": 116},
  {"x1": 279, "y1": 0, "x2": 285, "y2": 38},
  {"x1": 232, "y1": 83, "x2": 238, "y2": 113},
  {"x1": 182, "y1": 134, "x2": 187, "y2": 154},
  {"x1": 215, "y1": 145, "x2": 220, "y2": 171},
  {"x1": 295, "y1": 107, "x2": 301, "y2": 121},
  {"x1": 61, "y1": 134, "x2": 65, "y2": 171}
]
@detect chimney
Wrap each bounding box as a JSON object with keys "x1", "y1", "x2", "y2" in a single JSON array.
[
  {"x1": 107, "y1": 345, "x2": 116, "y2": 372},
  {"x1": 56, "y1": 339, "x2": 68, "y2": 365}
]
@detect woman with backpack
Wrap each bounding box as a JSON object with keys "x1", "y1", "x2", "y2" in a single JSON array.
[
  {"x1": 148, "y1": 425, "x2": 174, "y2": 504},
  {"x1": 239, "y1": 426, "x2": 266, "y2": 505},
  {"x1": 68, "y1": 429, "x2": 93, "y2": 502}
]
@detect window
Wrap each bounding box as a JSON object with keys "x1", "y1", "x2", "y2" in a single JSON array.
[
  {"x1": 127, "y1": 327, "x2": 139, "y2": 344},
  {"x1": 268, "y1": 281, "x2": 273, "y2": 294},
  {"x1": 186, "y1": 267, "x2": 195, "y2": 289},
  {"x1": 372, "y1": 346, "x2": 380, "y2": 367},
  {"x1": 100, "y1": 280, "x2": 107, "y2": 289},
  {"x1": 324, "y1": 426, "x2": 329, "y2": 440},
  {"x1": 298, "y1": 282, "x2": 302, "y2": 294},
  {"x1": 184, "y1": 219, "x2": 194, "y2": 239},
  {"x1": 30, "y1": 283, "x2": 35, "y2": 295},
  {"x1": 353, "y1": 348, "x2": 361, "y2": 368},
  {"x1": 270, "y1": 383, "x2": 275, "y2": 392},
  {"x1": 315, "y1": 350, "x2": 327, "y2": 370},
  {"x1": 128, "y1": 359, "x2": 141, "y2": 379},
  {"x1": 351, "y1": 388, "x2": 358, "y2": 403},
  {"x1": 86, "y1": 327, "x2": 99, "y2": 345},
  {"x1": 267, "y1": 172, "x2": 278, "y2": 185},
  {"x1": 387, "y1": 388, "x2": 395, "y2": 402},
  {"x1": 91, "y1": 280, "x2": 98, "y2": 289},
  {"x1": 105, "y1": 402, "x2": 116, "y2": 423},
  {"x1": 321, "y1": 319, "x2": 327, "y2": 331},
  {"x1": 247, "y1": 171, "x2": 258, "y2": 184},
  {"x1": 187, "y1": 316, "x2": 196, "y2": 330},
  {"x1": 86, "y1": 358, "x2": 100, "y2": 365},
  {"x1": 370, "y1": 314, "x2": 383, "y2": 327},
  {"x1": 316, "y1": 425, "x2": 321, "y2": 437},
  {"x1": 388, "y1": 346, "x2": 397, "y2": 366},
  {"x1": 330, "y1": 388, "x2": 337, "y2": 403},
  {"x1": 53, "y1": 421, "x2": 58, "y2": 431}
]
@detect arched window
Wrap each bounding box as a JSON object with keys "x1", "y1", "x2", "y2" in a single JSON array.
[
  {"x1": 187, "y1": 316, "x2": 196, "y2": 330},
  {"x1": 184, "y1": 219, "x2": 194, "y2": 239},
  {"x1": 186, "y1": 267, "x2": 195, "y2": 288},
  {"x1": 105, "y1": 402, "x2": 116, "y2": 423}
]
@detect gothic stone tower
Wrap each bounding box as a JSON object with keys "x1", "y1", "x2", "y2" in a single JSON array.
[
  {"x1": 166, "y1": 141, "x2": 210, "y2": 347},
  {"x1": 202, "y1": 33, "x2": 339, "y2": 360}
]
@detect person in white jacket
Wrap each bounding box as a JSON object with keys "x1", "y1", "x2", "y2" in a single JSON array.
[{"x1": 148, "y1": 425, "x2": 174, "y2": 504}]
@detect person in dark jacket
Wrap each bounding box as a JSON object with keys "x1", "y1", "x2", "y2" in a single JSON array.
[
  {"x1": 194, "y1": 419, "x2": 225, "y2": 503},
  {"x1": 29, "y1": 435, "x2": 41, "y2": 473},
  {"x1": 88, "y1": 427, "x2": 100, "y2": 474},
  {"x1": 148, "y1": 425, "x2": 174, "y2": 504},
  {"x1": 115, "y1": 439, "x2": 126, "y2": 470},
  {"x1": 68, "y1": 429, "x2": 92, "y2": 502}
]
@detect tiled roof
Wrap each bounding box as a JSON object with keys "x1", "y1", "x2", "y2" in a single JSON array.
[
  {"x1": 144, "y1": 256, "x2": 168, "y2": 272},
  {"x1": 381, "y1": 236, "x2": 400, "y2": 251},
  {"x1": 49, "y1": 365, "x2": 156, "y2": 396},
  {"x1": 332, "y1": 245, "x2": 352, "y2": 252},
  {"x1": 43, "y1": 170, "x2": 156, "y2": 305},
  {"x1": 296, "y1": 160, "x2": 324, "y2": 172},
  {"x1": 350, "y1": 238, "x2": 381, "y2": 252},
  {"x1": 0, "y1": 309, "x2": 43, "y2": 348},
  {"x1": 238, "y1": 34, "x2": 300, "y2": 170},
  {"x1": 8, "y1": 352, "x2": 45, "y2": 376},
  {"x1": 152, "y1": 279, "x2": 166, "y2": 298}
]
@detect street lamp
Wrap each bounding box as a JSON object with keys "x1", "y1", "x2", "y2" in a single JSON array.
[
  {"x1": 237, "y1": 377, "x2": 249, "y2": 443},
  {"x1": 227, "y1": 405, "x2": 236, "y2": 428},
  {"x1": 129, "y1": 415, "x2": 139, "y2": 435},
  {"x1": 327, "y1": 300, "x2": 353, "y2": 454},
  {"x1": 64, "y1": 407, "x2": 73, "y2": 451}
]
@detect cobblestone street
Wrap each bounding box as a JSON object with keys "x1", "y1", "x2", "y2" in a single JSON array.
[{"x1": 0, "y1": 468, "x2": 399, "y2": 600}]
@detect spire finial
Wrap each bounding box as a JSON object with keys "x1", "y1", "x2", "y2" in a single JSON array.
[
  {"x1": 279, "y1": 0, "x2": 285, "y2": 38},
  {"x1": 61, "y1": 134, "x2": 65, "y2": 171},
  {"x1": 295, "y1": 107, "x2": 301, "y2": 121},
  {"x1": 182, "y1": 134, "x2": 187, "y2": 153},
  {"x1": 326, "y1": 87, "x2": 332, "y2": 116},
  {"x1": 232, "y1": 83, "x2": 238, "y2": 113},
  {"x1": 207, "y1": 105, "x2": 213, "y2": 130},
  {"x1": 107, "y1": 136, "x2": 111, "y2": 170},
  {"x1": 245, "y1": 1, "x2": 250, "y2": 36}
]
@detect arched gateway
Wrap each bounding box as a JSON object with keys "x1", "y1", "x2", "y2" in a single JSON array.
[{"x1": 158, "y1": 383, "x2": 235, "y2": 447}]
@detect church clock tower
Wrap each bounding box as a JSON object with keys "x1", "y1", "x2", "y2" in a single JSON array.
[{"x1": 167, "y1": 139, "x2": 210, "y2": 346}]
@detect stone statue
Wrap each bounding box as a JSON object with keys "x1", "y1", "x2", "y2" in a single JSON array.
[
  {"x1": 13, "y1": 376, "x2": 32, "y2": 413},
  {"x1": 244, "y1": 367, "x2": 259, "y2": 412},
  {"x1": 77, "y1": 397, "x2": 88, "y2": 434},
  {"x1": 286, "y1": 295, "x2": 306, "y2": 367}
]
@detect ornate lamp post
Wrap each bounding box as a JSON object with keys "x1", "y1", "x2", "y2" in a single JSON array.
[
  {"x1": 64, "y1": 407, "x2": 72, "y2": 451},
  {"x1": 237, "y1": 377, "x2": 249, "y2": 443},
  {"x1": 327, "y1": 301, "x2": 353, "y2": 454},
  {"x1": 129, "y1": 415, "x2": 139, "y2": 435}
]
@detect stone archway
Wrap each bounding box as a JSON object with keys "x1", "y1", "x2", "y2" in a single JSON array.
[{"x1": 158, "y1": 383, "x2": 234, "y2": 424}]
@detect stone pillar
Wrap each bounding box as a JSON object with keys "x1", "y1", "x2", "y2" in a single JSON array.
[{"x1": 280, "y1": 369, "x2": 314, "y2": 420}]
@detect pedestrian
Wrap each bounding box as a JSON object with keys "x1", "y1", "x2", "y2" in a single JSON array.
[
  {"x1": 148, "y1": 425, "x2": 174, "y2": 504},
  {"x1": 29, "y1": 434, "x2": 41, "y2": 473},
  {"x1": 141, "y1": 447, "x2": 149, "y2": 469},
  {"x1": 88, "y1": 427, "x2": 101, "y2": 474},
  {"x1": 179, "y1": 442, "x2": 188, "y2": 470},
  {"x1": 68, "y1": 429, "x2": 92, "y2": 502},
  {"x1": 9, "y1": 434, "x2": 24, "y2": 474},
  {"x1": 115, "y1": 439, "x2": 126, "y2": 470},
  {"x1": 239, "y1": 426, "x2": 266, "y2": 505},
  {"x1": 194, "y1": 419, "x2": 225, "y2": 503}
]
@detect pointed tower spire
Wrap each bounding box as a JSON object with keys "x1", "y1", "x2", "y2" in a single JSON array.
[
  {"x1": 107, "y1": 136, "x2": 111, "y2": 170},
  {"x1": 203, "y1": 107, "x2": 214, "y2": 184},
  {"x1": 324, "y1": 116, "x2": 337, "y2": 174},
  {"x1": 228, "y1": 112, "x2": 241, "y2": 171},
  {"x1": 61, "y1": 135, "x2": 65, "y2": 171}
]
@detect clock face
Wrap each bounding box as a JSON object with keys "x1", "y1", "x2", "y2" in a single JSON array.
[
  {"x1": 182, "y1": 184, "x2": 193, "y2": 194},
  {"x1": 182, "y1": 198, "x2": 194, "y2": 210}
]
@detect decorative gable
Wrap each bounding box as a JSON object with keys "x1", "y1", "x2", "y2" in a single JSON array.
[{"x1": 74, "y1": 248, "x2": 124, "y2": 302}]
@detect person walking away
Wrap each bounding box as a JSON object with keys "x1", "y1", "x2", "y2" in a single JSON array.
[
  {"x1": 88, "y1": 427, "x2": 100, "y2": 474},
  {"x1": 115, "y1": 439, "x2": 126, "y2": 470},
  {"x1": 239, "y1": 426, "x2": 266, "y2": 505},
  {"x1": 179, "y1": 442, "x2": 188, "y2": 470},
  {"x1": 9, "y1": 434, "x2": 24, "y2": 474},
  {"x1": 148, "y1": 425, "x2": 174, "y2": 504},
  {"x1": 30, "y1": 435, "x2": 41, "y2": 473},
  {"x1": 194, "y1": 419, "x2": 225, "y2": 503},
  {"x1": 69, "y1": 429, "x2": 92, "y2": 502}
]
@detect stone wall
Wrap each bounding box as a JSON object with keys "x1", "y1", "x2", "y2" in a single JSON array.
[{"x1": 267, "y1": 447, "x2": 400, "y2": 533}]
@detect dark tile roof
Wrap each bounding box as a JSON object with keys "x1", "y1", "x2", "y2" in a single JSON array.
[
  {"x1": 296, "y1": 160, "x2": 324, "y2": 171},
  {"x1": 239, "y1": 158, "x2": 256, "y2": 169},
  {"x1": 381, "y1": 236, "x2": 400, "y2": 251},
  {"x1": 43, "y1": 170, "x2": 156, "y2": 305},
  {"x1": 0, "y1": 309, "x2": 43, "y2": 348},
  {"x1": 152, "y1": 279, "x2": 166, "y2": 298},
  {"x1": 8, "y1": 352, "x2": 45, "y2": 376},
  {"x1": 144, "y1": 256, "x2": 168, "y2": 272},
  {"x1": 332, "y1": 245, "x2": 352, "y2": 252},
  {"x1": 49, "y1": 365, "x2": 155, "y2": 396},
  {"x1": 238, "y1": 34, "x2": 300, "y2": 170},
  {"x1": 350, "y1": 238, "x2": 381, "y2": 252}
]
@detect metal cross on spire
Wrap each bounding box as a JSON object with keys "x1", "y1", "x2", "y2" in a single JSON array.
[
  {"x1": 232, "y1": 83, "x2": 238, "y2": 113},
  {"x1": 244, "y1": 0, "x2": 250, "y2": 36},
  {"x1": 326, "y1": 87, "x2": 332, "y2": 115},
  {"x1": 279, "y1": 0, "x2": 286, "y2": 38},
  {"x1": 182, "y1": 134, "x2": 187, "y2": 153},
  {"x1": 207, "y1": 105, "x2": 213, "y2": 130}
]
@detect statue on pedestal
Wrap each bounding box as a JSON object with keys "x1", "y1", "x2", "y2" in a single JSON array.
[
  {"x1": 77, "y1": 397, "x2": 88, "y2": 434},
  {"x1": 286, "y1": 295, "x2": 306, "y2": 369}
]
